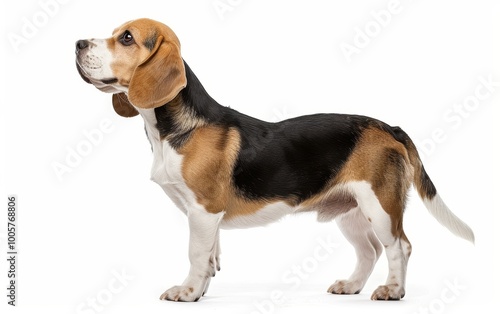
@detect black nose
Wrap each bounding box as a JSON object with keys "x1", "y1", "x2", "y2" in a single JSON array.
[{"x1": 75, "y1": 40, "x2": 89, "y2": 53}]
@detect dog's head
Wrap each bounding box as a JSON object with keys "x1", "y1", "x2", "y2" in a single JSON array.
[{"x1": 75, "y1": 18, "x2": 187, "y2": 117}]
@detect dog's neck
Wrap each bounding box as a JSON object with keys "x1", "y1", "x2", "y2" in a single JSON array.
[{"x1": 152, "y1": 61, "x2": 227, "y2": 149}]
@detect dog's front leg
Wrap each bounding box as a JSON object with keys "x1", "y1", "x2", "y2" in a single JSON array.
[{"x1": 160, "y1": 207, "x2": 224, "y2": 302}]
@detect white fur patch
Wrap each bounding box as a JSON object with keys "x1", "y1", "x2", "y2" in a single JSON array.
[
  {"x1": 423, "y1": 194, "x2": 475, "y2": 243},
  {"x1": 331, "y1": 207, "x2": 383, "y2": 294},
  {"x1": 346, "y1": 181, "x2": 394, "y2": 244},
  {"x1": 77, "y1": 39, "x2": 115, "y2": 81},
  {"x1": 135, "y1": 107, "x2": 197, "y2": 215}
]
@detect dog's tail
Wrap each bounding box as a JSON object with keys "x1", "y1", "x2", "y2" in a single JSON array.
[{"x1": 391, "y1": 127, "x2": 475, "y2": 243}]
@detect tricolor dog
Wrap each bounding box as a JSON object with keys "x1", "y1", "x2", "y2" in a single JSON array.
[{"x1": 75, "y1": 18, "x2": 474, "y2": 301}]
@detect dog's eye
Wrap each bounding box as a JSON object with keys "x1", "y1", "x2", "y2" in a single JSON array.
[{"x1": 120, "y1": 31, "x2": 135, "y2": 46}]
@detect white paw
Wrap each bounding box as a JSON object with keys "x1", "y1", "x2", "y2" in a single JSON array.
[
  {"x1": 327, "y1": 279, "x2": 363, "y2": 294},
  {"x1": 370, "y1": 284, "x2": 405, "y2": 300},
  {"x1": 159, "y1": 285, "x2": 202, "y2": 302}
]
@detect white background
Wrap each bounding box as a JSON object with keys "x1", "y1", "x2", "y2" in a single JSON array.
[{"x1": 1, "y1": 0, "x2": 499, "y2": 313}]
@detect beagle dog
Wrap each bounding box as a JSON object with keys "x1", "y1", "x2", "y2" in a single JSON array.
[{"x1": 75, "y1": 18, "x2": 474, "y2": 302}]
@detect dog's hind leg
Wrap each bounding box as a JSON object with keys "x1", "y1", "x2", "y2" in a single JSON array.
[
  {"x1": 328, "y1": 207, "x2": 383, "y2": 295},
  {"x1": 353, "y1": 181, "x2": 412, "y2": 300}
]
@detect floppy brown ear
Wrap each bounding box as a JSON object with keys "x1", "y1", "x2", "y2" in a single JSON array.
[
  {"x1": 112, "y1": 93, "x2": 139, "y2": 117},
  {"x1": 127, "y1": 35, "x2": 187, "y2": 109}
]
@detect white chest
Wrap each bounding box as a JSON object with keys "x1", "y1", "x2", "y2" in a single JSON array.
[{"x1": 136, "y1": 108, "x2": 197, "y2": 215}]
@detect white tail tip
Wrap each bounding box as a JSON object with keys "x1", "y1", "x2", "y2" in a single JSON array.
[{"x1": 423, "y1": 194, "x2": 475, "y2": 244}]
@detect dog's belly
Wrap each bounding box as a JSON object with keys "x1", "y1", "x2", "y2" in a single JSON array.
[
  {"x1": 220, "y1": 184, "x2": 359, "y2": 229},
  {"x1": 220, "y1": 201, "x2": 296, "y2": 229}
]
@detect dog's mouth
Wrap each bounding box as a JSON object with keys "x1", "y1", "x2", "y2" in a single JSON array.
[
  {"x1": 101, "y1": 78, "x2": 118, "y2": 84},
  {"x1": 76, "y1": 62, "x2": 118, "y2": 87}
]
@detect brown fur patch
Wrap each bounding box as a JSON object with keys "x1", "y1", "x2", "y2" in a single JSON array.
[
  {"x1": 336, "y1": 127, "x2": 413, "y2": 237},
  {"x1": 107, "y1": 34, "x2": 149, "y2": 89},
  {"x1": 179, "y1": 126, "x2": 241, "y2": 214}
]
